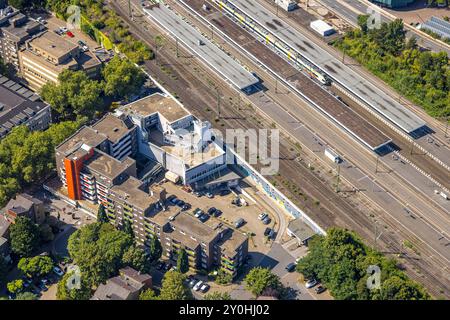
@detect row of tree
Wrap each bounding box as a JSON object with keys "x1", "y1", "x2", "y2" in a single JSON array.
[
  {"x1": 334, "y1": 17, "x2": 450, "y2": 119},
  {"x1": 296, "y1": 228, "x2": 430, "y2": 300},
  {"x1": 0, "y1": 121, "x2": 80, "y2": 208},
  {"x1": 56, "y1": 218, "x2": 163, "y2": 300},
  {"x1": 40, "y1": 56, "x2": 146, "y2": 121},
  {"x1": 44, "y1": 0, "x2": 153, "y2": 64}
]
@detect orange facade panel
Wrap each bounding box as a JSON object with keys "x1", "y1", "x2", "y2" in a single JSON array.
[{"x1": 64, "y1": 147, "x2": 94, "y2": 200}]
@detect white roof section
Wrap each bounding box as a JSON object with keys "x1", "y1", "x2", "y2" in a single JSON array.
[
  {"x1": 144, "y1": 4, "x2": 259, "y2": 91},
  {"x1": 229, "y1": 0, "x2": 427, "y2": 133},
  {"x1": 310, "y1": 20, "x2": 334, "y2": 34}
]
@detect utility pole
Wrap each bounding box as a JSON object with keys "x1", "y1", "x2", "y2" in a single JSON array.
[
  {"x1": 409, "y1": 140, "x2": 414, "y2": 155},
  {"x1": 217, "y1": 89, "x2": 221, "y2": 119},
  {"x1": 128, "y1": 0, "x2": 132, "y2": 19},
  {"x1": 275, "y1": 79, "x2": 278, "y2": 93},
  {"x1": 375, "y1": 155, "x2": 380, "y2": 173},
  {"x1": 211, "y1": 24, "x2": 214, "y2": 40},
  {"x1": 335, "y1": 164, "x2": 341, "y2": 193},
  {"x1": 445, "y1": 118, "x2": 449, "y2": 138}
]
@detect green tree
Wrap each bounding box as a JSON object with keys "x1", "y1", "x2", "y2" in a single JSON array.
[
  {"x1": 40, "y1": 70, "x2": 104, "y2": 121},
  {"x1": 9, "y1": 216, "x2": 41, "y2": 257},
  {"x1": 244, "y1": 267, "x2": 282, "y2": 297},
  {"x1": 39, "y1": 224, "x2": 55, "y2": 243},
  {"x1": 204, "y1": 292, "x2": 232, "y2": 300},
  {"x1": 159, "y1": 271, "x2": 192, "y2": 300},
  {"x1": 357, "y1": 14, "x2": 369, "y2": 34},
  {"x1": 7, "y1": 279, "x2": 24, "y2": 294},
  {"x1": 102, "y1": 56, "x2": 146, "y2": 99},
  {"x1": 177, "y1": 248, "x2": 189, "y2": 274},
  {"x1": 18, "y1": 255, "x2": 54, "y2": 278},
  {"x1": 148, "y1": 235, "x2": 162, "y2": 262},
  {"x1": 67, "y1": 222, "x2": 133, "y2": 286},
  {"x1": 122, "y1": 245, "x2": 150, "y2": 273},
  {"x1": 296, "y1": 228, "x2": 430, "y2": 300},
  {"x1": 122, "y1": 219, "x2": 134, "y2": 239},
  {"x1": 0, "y1": 255, "x2": 8, "y2": 286},
  {"x1": 15, "y1": 292, "x2": 38, "y2": 300},
  {"x1": 215, "y1": 269, "x2": 233, "y2": 285},
  {"x1": 97, "y1": 204, "x2": 109, "y2": 224},
  {"x1": 56, "y1": 271, "x2": 92, "y2": 300},
  {"x1": 139, "y1": 288, "x2": 158, "y2": 300}
]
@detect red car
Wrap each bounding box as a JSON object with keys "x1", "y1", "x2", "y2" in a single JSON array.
[{"x1": 66, "y1": 31, "x2": 75, "y2": 38}]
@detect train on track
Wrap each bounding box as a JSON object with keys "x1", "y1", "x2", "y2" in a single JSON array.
[{"x1": 213, "y1": 0, "x2": 331, "y2": 85}]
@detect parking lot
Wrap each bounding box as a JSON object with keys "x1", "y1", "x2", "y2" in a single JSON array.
[{"x1": 159, "y1": 180, "x2": 283, "y2": 253}]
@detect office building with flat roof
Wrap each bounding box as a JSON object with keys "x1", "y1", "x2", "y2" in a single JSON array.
[
  {"x1": 19, "y1": 30, "x2": 102, "y2": 90},
  {"x1": 0, "y1": 75, "x2": 51, "y2": 138}
]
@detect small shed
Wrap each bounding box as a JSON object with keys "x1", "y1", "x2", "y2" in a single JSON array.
[
  {"x1": 287, "y1": 218, "x2": 316, "y2": 245},
  {"x1": 310, "y1": 20, "x2": 335, "y2": 37}
]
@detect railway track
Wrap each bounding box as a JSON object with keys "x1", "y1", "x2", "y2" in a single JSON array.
[{"x1": 110, "y1": 0, "x2": 449, "y2": 297}]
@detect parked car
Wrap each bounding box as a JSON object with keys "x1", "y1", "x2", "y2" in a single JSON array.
[
  {"x1": 207, "y1": 207, "x2": 217, "y2": 215},
  {"x1": 235, "y1": 218, "x2": 245, "y2": 228},
  {"x1": 206, "y1": 192, "x2": 214, "y2": 199},
  {"x1": 264, "y1": 227, "x2": 271, "y2": 236},
  {"x1": 264, "y1": 228, "x2": 275, "y2": 239},
  {"x1": 194, "y1": 208, "x2": 203, "y2": 218},
  {"x1": 189, "y1": 278, "x2": 197, "y2": 288},
  {"x1": 262, "y1": 217, "x2": 271, "y2": 225},
  {"x1": 213, "y1": 209, "x2": 222, "y2": 217},
  {"x1": 66, "y1": 31, "x2": 75, "y2": 38},
  {"x1": 176, "y1": 200, "x2": 185, "y2": 208},
  {"x1": 53, "y1": 266, "x2": 64, "y2": 277},
  {"x1": 200, "y1": 283, "x2": 210, "y2": 293},
  {"x1": 219, "y1": 189, "x2": 231, "y2": 196},
  {"x1": 315, "y1": 285, "x2": 326, "y2": 294},
  {"x1": 181, "y1": 203, "x2": 191, "y2": 211},
  {"x1": 194, "y1": 191, "x2": 203, "y2": 197},
  {"x1": 38, "y1": 283, "x2": 48, "y2": 292},
  {"x1": 164, "y1": 263, "x2": 172, "y2": 272},
  {"x1": 199, "y1": 214, "x2": 209, "y2": 222},
  {"x1": 167, "y1": 195, "x2": 177, "y2": 204},
  {"x1": 258, "y1": 212, "x2": 268, "y2": 220},
  {"x1": 305, "y1": 279, "x2": 318, "y2": 289},
  {"x1": 193, "y1": 280, "x2": 203, "y2": 291},
  {"x1": 285, "y1": 263, "x2": 296, "y2": 272}
]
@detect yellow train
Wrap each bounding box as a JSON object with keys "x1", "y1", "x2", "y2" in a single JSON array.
[{"x1": 214, "y1": 0, "x2": 330, "y2": 85}]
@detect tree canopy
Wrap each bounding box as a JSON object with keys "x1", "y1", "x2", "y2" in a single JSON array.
[
  {"x1": 176, "y1": 248, "x2": 189, "y2": 274},
  {"x1": 97, "y1": 204, "x2": 109, "y2": 224},
  {"x1": 0, "y1": 121, "x2": 79, "y2": 207},
  {"x1": 121, "y1": 245, "x2": 150, "y2": 273},
  {"x1": 244, "y1": 267, "x2": 282, "y2": 297},
  {"x1": 148, "y1": 235, "x2": 162, "y2": 262},
  {"x1": 67, "y1": 222, "x2": 133, "y2": 286},
  {"x1": 102, "y1": 56, "x2": 146, "y2": 99},
  {"x1": 40, "y1": 70, "x2": 104, "y2": 121},
  {"x1": 56, "y1": 271, "x2": 92, "y2": 300},
  {"x1": 139, "y1": 288, "x2": 158, "y2": 300},
  {"x1": 334, "y1": 17, "x2": 450, "y2": 119},
  {"x1": 204, "y1": 292, "x2": 232, "y2": 300},
  {"x1": 159, "y1": 271, "x2": 192, "y2": 300},
  {"x1": 296, "y1": 228, "x2": 430, "y2": 300},
  {"x1": 18, "y1": 255, "x2": 54, "y2": 278},
  {"x1": 9, "y1": 216, "x2": 41, "y2": 257}
]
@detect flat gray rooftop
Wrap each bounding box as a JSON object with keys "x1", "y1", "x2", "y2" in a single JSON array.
[
  {"x1": 229, "y1": 0, "x2": 427, "y2": 134},
  {"x1": 144, "y1": 4, "x2": 259, "y2": 91}
]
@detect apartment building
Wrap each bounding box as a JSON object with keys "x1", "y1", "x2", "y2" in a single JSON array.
[
  {"x1": 91, "y1": 266, "x2": 152, "y2": 300},
  {"x1": 117, "y1": 93, "x2": 227, "y2": 185},
  {"x1": 2, "y1": 193, "x2": 46, "y2": 224},
  {"x1": 19, "y1": 31, "x2": 102, "y2": 90},
  {"x1": 54, "y1": 93, "x2": 247, "y2": 275},
  {"x1": 0, "y1": 6, "x2": 44, "y2": 70},
  {"x1": 55, "y1": 114, "x2": 137, "y2": 203},
  {"x1": 0, "y1": 75, "x2": 51, "y2": 138}
]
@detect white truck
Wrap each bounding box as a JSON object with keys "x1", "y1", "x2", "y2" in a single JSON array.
[{"x1": 324, "y1": 148, "x2": 341, "y2": 164}]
